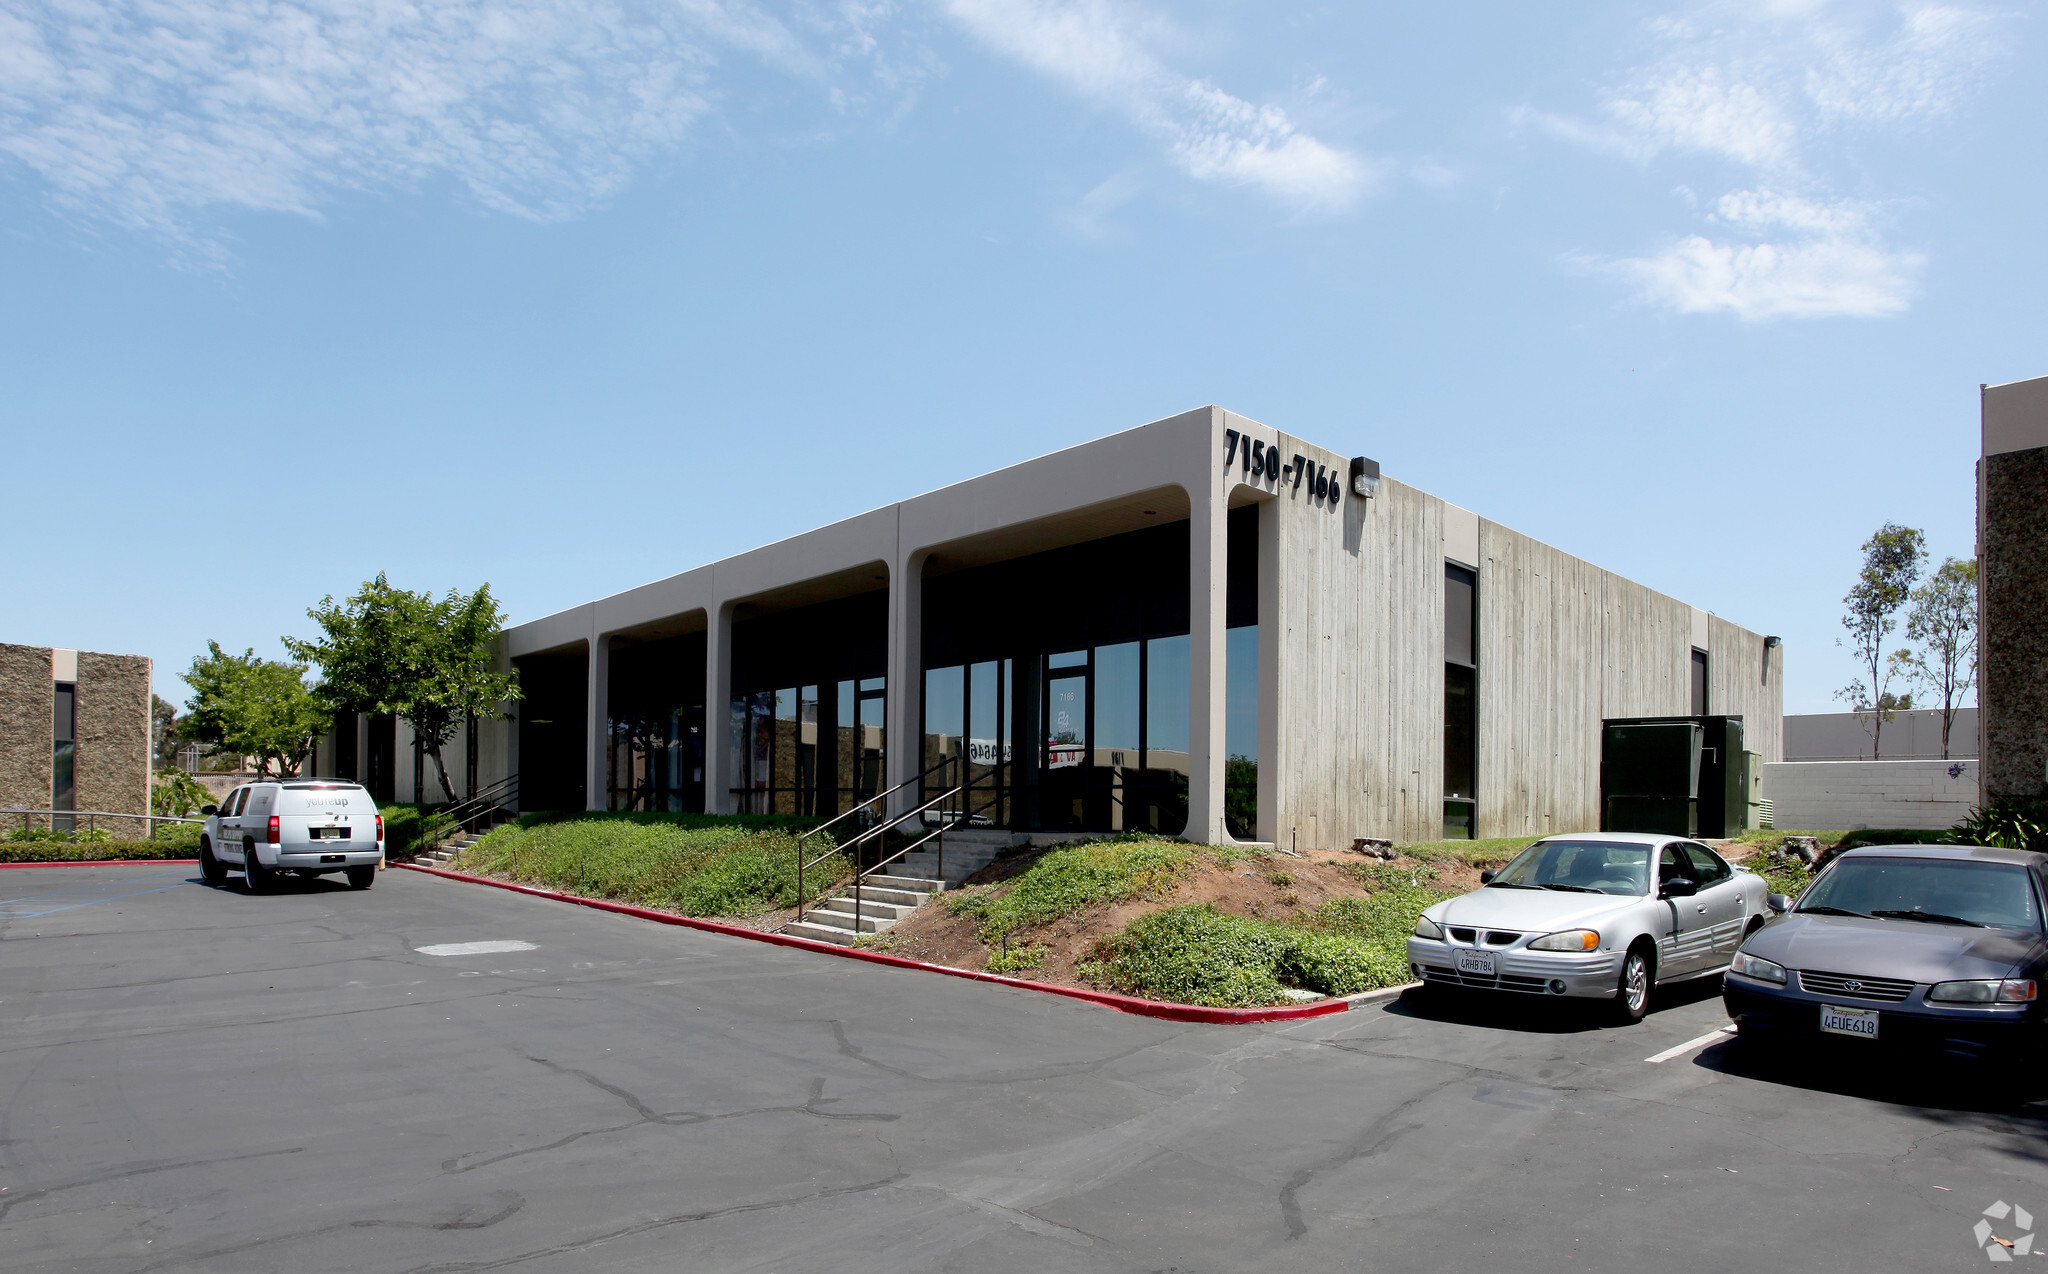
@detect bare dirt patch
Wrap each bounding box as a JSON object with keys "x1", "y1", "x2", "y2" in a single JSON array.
[{"x1": 871, "y1": 847, "x2": 1477, "y2": 992}]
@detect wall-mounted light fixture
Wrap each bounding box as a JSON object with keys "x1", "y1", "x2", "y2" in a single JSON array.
[
  {"x1": 1764, "y1": 636, "x2": 1782, "y2": 648},
  {"x1": 1349, "y1": 456, "x2": 1380, "y2": 499}
]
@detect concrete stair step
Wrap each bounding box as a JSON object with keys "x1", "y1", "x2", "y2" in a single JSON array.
[
  {"x1": 794, "y1": 907, "x2": 891, "y2": 935},
  {"x1": 864, "y1": 873, "x2": 944, "y2": 894},
  {"x1": 828, "y1": 885, "x2": 925, "y2": 906},
  {"x1": 783, "y1": 920, "x2": 861, "y2": 946},
  {"x1": 815, "y1": 896, "x2": 918, "y2": 921}
]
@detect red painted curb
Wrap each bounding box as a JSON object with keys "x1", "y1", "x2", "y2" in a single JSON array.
[
  {"x1": 398, "y1": 863, "x2": 1352, "y2": 1026},
  {"x1": 0, "y1": 859, "x2": 199, "y2": 869}
]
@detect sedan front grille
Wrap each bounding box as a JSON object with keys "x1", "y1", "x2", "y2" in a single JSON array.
[
  {"x1": 1448, "y1": 927, "x2": 1478, "y2": 944},
  {"x1": 1797, "y1": 970, "x2": 1915, "y2": 1003},
  {"x1": 1484, "y1": 931, "x2": 1520, "y2": 946}
]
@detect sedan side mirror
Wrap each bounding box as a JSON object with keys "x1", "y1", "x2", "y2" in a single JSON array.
[
  {"x1": 1659, "y1": 877, "x2": 1698, "y2": 898},
  {"x1": 1480, "y1": 869, "x2": 1497, "y2": 884},
  {"x1": 201, "y1": 805, "x2": 218, "y2": 817},
  {"x1": 1766, "y1": 893, "x2": 1791, "y2": 914}
]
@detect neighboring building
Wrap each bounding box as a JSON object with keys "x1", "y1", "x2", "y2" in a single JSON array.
[
  {"x1": 1782, "y1": 708, "x2": 1979, "y2": 762},
  {"x1": 1981, "y1": 375, "x2": 2048, "y2": 805},
  {"x1": 0, "y1": 644, "x2": 152, "y2": 837},
  {"x1": 437, "y1": 407, "x2": 1780, "y2": 847},
  {"x1": 1767, "y1": 709, "x2": 1981, "y2": 832}
]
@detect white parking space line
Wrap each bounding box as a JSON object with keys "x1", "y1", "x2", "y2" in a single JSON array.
[
  {"x1": 415, "y1": 941, "x2": 537, "y2": 957},
  {"x1": 1645, "y1": 1024, "x2": 1735, "y2": 1063}
]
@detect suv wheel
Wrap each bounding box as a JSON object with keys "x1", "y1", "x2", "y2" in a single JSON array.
[
  {"x1": 243, "y1": 846, "x2": 273, "y2": 895},
  {"x1": 199, "y1": 838, "x2": 227, "y2": 886},
  {"x1": 1610, "y1": 945, "x2": 1653, "y2": 1025},
  {"x1": 345, "y1": 866, "x2": 375, "y2": 891}
]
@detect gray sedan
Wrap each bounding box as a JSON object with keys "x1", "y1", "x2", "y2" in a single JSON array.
[
  {"x1": 1407, "y1": 832, "x2": 1773, "y2": 1023},
  {"x1": 1724, "y1": 845, "x2": 2048, "y2": 1073}
]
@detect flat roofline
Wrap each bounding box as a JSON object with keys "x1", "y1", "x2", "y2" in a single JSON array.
[{"x1": 500, "y1": 405, "x2": 1775, "y2": 649}]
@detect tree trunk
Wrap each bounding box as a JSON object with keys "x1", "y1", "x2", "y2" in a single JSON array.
[{"x1": 428, "y1": 740, "x2": 459, "y2": 804}]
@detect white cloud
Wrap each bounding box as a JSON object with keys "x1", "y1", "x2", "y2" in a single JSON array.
[
  {"x1": 1534, "y1": 0, "x2": 2008, "y2": 319},
  {"x1": 0, "y1": 0, "x2": 918, "y2": 260},
  {"x1": 939, "y1": 0, "x2": 1373, "y2": 212},
  {"x1": 1605, "y1": 188, "x2": 1922, "y2": 319}
]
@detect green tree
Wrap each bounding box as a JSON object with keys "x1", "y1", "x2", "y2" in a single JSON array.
[
  {"x1": 1902, "y1": 556, "x2": 1978, "y2": 760},
  {"x1": 1835, "y1": 523, "x2": 1926, "y2": 758},
  {"x1": 151, "y1": 694, "x2": 182, "y2": 768},
  {"x1": 152, "y1": 769, "x2": 214, "y2": 818},
  {"x1": 285, "y1": 575, "x2": 521, "y2": 804},
  {"x1": 182, "y1": 643, "x2": 330, "y2": 778}
]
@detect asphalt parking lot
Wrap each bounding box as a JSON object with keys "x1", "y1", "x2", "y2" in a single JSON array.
[{"x1": 4, "y1": 863, "x2": 2046, "y2": 1273}]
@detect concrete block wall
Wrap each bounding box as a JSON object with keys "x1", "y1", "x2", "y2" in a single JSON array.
[{"x1": 1762, "y1": 759, "x2": 1980, "y2": 832}]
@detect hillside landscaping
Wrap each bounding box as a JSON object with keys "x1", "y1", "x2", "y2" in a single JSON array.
[{"x1": 446, "y1": 812, "x2": 849, "y2": 925}]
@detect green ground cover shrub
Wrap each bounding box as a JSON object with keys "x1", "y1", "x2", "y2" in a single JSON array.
[
  {"x1": 944, "y1": 836, "x2": 1202, "y2": 944},
  {"x1": 1082, "y1": 869, "x2": 1455, "y2": 1006},
  {"x1": 0, "y1": 827, "x2": 201, "y2": 862},
  {"x1": 453, "y1": 816, "x2": 848, "y2": 917},
  {"x1": 1395, "y1": 835, "x2": 1542, "y2": 869}
]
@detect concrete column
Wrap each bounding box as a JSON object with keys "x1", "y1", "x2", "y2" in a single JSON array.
[
  {"x1": 703, "y1": 603, "x2": 734, "y2": 813},
  {"x1": 585, "y1": 633, "x2": 609, "y2": 811},
  {"x1": 1186, "y1": 484, "x2": 1235, "y2": 844},
  {"x1": 885, "y1": 557, "x2": 921, "y2": 817},
  {"x1": 1255, "y1": 497, "x2": 1281, "y2": 844}
]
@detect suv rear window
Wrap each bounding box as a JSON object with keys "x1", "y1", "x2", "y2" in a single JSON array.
[{"x1": 276, "y1": 786, "x2": 371, "y2": 814}]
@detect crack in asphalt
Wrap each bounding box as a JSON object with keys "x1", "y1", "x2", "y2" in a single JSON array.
[
  {"x1": 439, "y1": 1061, "x2": 900, "y2": 1175},
  {"x1": 395, "y1": 1172, "x2": 911, "y2": 1273},
  {"x1": 1275, "y1": 1072, "x2": 1468, "y2": 1240},
  {"x1": 0, "y1": 1145, "x2": 303, "y2": 1223}
]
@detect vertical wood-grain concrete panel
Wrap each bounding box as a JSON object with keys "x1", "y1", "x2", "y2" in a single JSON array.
[{"x1": 1476, "y1": 522, "x2": 1605, "y2": 840}]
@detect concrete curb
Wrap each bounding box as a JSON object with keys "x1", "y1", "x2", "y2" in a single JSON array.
[
  {"x1": 0, "y1": 859, "x2": 199, "y2": 869},
  {"x1": 398, "y1": 863, "x2": 1356, "y2": 1026}
]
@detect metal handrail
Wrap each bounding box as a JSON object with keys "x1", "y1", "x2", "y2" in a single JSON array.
[
  {"x1": 418, "y1": 774, "x2": 520, "y2": 849},
  {"x1": 7, "y1": 808, "x2": 206, "y2": 839},
  {"x1": 793, "y1": 755, "x2": 959, "y2": 923},
  {"x1": 789, "y1": 755, "x2": 959, "y2": 852},
  {"x1": 787, "y1": 755, "x2": 960, "y2": 904},
  {"x1": 794, "y1": 757, "x2": 1012, "y2": 929}
]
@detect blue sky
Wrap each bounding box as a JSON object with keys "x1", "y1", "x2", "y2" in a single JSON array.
[{"x1": 3, "y1": 0, "x2": 2038, "y2": 718}]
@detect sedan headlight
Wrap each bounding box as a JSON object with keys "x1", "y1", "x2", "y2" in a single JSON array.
[
  {"x1": 1529, "y1": 929, "x2": 1599, "y2": 952},
  {"x1": 1731, "y1": 952, "x2": 1788, "y2": 985},
  {"x1": 1413, "y1": 915, "x2": 1444, "y2": 940},
  {"x1": 1928, "y1": 979, "x2": 2039, "y2": 1003}
]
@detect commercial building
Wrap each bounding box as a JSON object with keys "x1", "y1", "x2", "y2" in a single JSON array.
[
  {"x1": 1782, "y1": 708, "x2": 1979, "y2": 762},
  {"x1": 0, "y1": 644, "x2": 152, "y2": 837},
  {"x1": 429, "y1": 407, "x2": 1780, "y2": 847}
]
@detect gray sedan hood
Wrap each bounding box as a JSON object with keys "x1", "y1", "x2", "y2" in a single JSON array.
[
  {"x1": 1433, "y1": 887, "x2": 1640, "y2": 932},
  {"x1": 1745, "y1": 913, "x2": 2047, "y2": 984}
]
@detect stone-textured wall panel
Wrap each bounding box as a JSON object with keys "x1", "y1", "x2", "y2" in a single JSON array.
[
  {"x1": 76, "y1": 652, "x2": 152, "y2": 837},
  {"x1": 1983, "y1": 446, "x2": 2048, "y2": 800},
  {"x1": 0, "y1": 643, "x2": 53, "y2": 817}
]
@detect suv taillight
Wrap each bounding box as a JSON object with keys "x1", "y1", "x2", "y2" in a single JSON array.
[
  {"x1": 375, "y1": 814, "x2": 384, "y2": 843},
  {"x1": 267, "y1": 816, "x2": 281, "y2": 844}
]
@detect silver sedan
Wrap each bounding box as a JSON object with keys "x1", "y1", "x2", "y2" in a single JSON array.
[{"x1": 1406, "y1": 832, "x2": 1773, "y2": 1023}]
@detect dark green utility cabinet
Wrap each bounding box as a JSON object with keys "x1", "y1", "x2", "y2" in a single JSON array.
[{"x1": 1601, "y1": 716, "x2": 1749, "y2": 838}]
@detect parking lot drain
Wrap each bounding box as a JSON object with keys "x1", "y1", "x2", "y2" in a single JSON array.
[{"x1": 417, "y1": 941, "x2": 538, "y2": 957}]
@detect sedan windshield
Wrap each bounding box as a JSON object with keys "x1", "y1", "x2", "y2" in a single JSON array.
[
  {"x1": 1489, "y1": 841, "x2": 1650, "y2": 896},
  {"x1": 1798, "y1": 859, "x2": 2044, "y2": 932}
]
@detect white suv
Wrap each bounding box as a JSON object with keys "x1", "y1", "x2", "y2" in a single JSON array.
[{"x1": 200, "y1": 780, "x2": 385, "y2": 892}]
